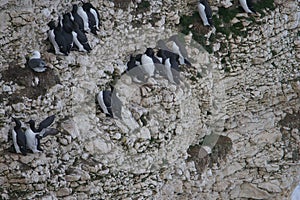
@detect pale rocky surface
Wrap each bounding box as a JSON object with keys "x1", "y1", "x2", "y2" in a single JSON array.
[{"x1": 0, "y1": 0, "x2": 299, "y2": 199}]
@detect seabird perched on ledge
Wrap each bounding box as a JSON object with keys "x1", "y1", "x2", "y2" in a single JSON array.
[{"x1": 28, "y1": 51, "x2": 47, "y2": 72}]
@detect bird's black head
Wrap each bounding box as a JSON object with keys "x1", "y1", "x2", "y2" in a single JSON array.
[
  {"x1": 27, "y1": 119, "x2": 35, "y2": 128},
  {"x1": 27, "y1": 119, "x2": 34, "y2": 125},
  {"x1": 12, "y1": 117, "x2": 21, "y2": 128},
  {"x1": 157, "y1": 49, "x2": 166, "y2": 58},
  {"x1": 63, "y1": 13, "x2": 71, "y2": 20},
  {"x1": 48, "y1": 20, "x2": 56, "y2": 29},
  {"x1": 83, "y1": 2, "x2": 93, "y2": 10},
  {"x1": 72, "y1": 4, "x2": 78, "y2": 11},
  {"x1": 145, "y1": 48, "x2": 155, "y2": 57}
]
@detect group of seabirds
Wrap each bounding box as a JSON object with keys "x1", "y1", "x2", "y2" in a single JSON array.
[
  {"x1": 11, "y1": 115, "x2": 58, "y2": 156},
  {"x1": 47, "y1": 2, "x2": 100, "y2": 56},
  {"x1": 17, "y1": 0, "x2": 256, "y2": 155},
  {"x1": 97, "y1": 34, "x2": 193, "y2": 119}
]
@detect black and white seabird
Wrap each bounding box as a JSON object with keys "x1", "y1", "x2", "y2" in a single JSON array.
[
  {"x1": 48, "y1": 21, "x2": 66, "y2": 55},
  {"x1": 25, "y1": 115, "x2": 57, "y2": 153},
  {"x1": 12, "y1": 117, "x2": 27, "y2": 155},
  {"x1": 126, "y1": 54, "x2": 147, "y2": 83},
  {"x1": 71, "y1": 4, "x2": 85, "y2": 32},
  {"x1": 48, "y1": 20, "x2": 72, "y2": 55},
  {"x1": 97, "y1": 87, "x2": 122, "y2": 118},
  {"x1": 62, "y1": 13, "x2": 92, "y2": 52},
  {"x1": 160, "y1": 52, "x2": 180, "y2": 84},
  {"x1": 168, "y1": 35, "x2": 192, "y2": 66},
  {"x1": 239, "y1": 0, "x2": 255, "y2": 13},
  {"x1": 156, "y1": 40, "x2": 181, "y2": 64},
  {"x1": 145, "y1": 48, "x2": 161, "y2": 65},
  {"x1": 82, "y1": 2, "x2": 100, "y2": 35},
  {"x1": 76, "y1": 5, "x2": 90, "y2": 32},
  {"x1": 156, "y1": 49, "x2": 180, "y2": 65},
  {"x1": 28, "y1": 51, "x2": 47, "y2": 72},
  {"x1": 197, "y1": 0, "x2": 214, "y2": 27},
  {"x1": 57, "y1": 16, "x2": 74, "y2": 54}
]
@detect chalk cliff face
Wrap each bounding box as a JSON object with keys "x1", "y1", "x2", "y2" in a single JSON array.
[{"x1": 0, "y1": 0, "x2": 299, "y2": 199}]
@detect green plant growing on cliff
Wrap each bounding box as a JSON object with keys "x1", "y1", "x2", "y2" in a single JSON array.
[
  {"x1": 179, "y1": 12, "x2": 214, "y2": 53},
  {"x1": 137, "y1": 0, "x2": 150, "y2": 10},
  {"x1": 253, "y1": 0, "x2": 275, "y2": 12},
  {"x1": 218, "y1": 7, "x2": 239, "y2": 24},
  {"x1": 214, "y1": 7, "x2": 248, "y2": 39}
]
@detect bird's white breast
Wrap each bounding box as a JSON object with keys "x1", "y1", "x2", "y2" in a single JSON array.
[
  {"x1": 97, "y1": 91, "x2": 109, "y2": 115},
  {"x1": 141, "y1": 54, "x2": 155, "y2": 77},
  {"x1": 48, "y1": 30, "x2": 63, "y2": 55},
  {"x1": 90, "y1": 8, "x2": 99, "y2": 27},
  {"x1": 25, "y1": 128, "x2": 38, "y2": 152},
  {"x1": 198, "y1": 3, "x2": 209, "y2": 26},
  {"x1": 12, "y1": 129, "x2": 21, "y2": 153},
  {"x1": 164, "y1": 58, "x2": 175, "y2": 84},
  {"x1": 72, "y1": 32, "x2": 85, "y2": 52},
  {"x1": 77, "y1": 7, "x2": 90, "y2": 31},
  {"x1": 239, "y1": 0, "x2": 253, "y2": 13}
]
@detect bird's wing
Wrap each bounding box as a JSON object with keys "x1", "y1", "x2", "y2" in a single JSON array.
[
  {"x1": 38, "y1": 115, "x2": 55, "y2": 131},
  {"x1": 40, "y1": 128, "x2": 59, "y2": 138},
  {"x1": 16, "y1": 129, "x2": 26, "y2": 147},
  {"x1": 111, "y1": 93, "x2": 122, "y2": 119},
  {"x1": 204, "y1": 1, "x2": 213, "y2": 19},
  {"x1": 103, "y1": 91, "x2": 112, "y2": 108},
  {"x1": 75, "y1": 28, "x2": 88, "y2": 44},
  {"x1": 28, "y1": 58, "x2": 45, "y2": 68}
]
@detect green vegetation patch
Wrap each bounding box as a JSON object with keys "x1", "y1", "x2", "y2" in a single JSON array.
[
  {"x1": 137, "y1": 0, "x2": 150, "y2": 10},
  {"x1": 178, "y1": 0, "x2": 276, "y2": 71},
  {"x1": 218, "y1": 7, "x2": 239, "y2": 23},
  {"x1": 179, "y1": 12, "x2": 213, "y2": 53},
  {"x1": 213, "y1": 7, "x2": 248, "y2": 38},
  {"x1": 253, "y1": 0, "x2": 275, "y2": 13}
]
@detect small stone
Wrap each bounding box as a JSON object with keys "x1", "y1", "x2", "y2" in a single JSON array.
[
  {"x1": 12, "y1": 103, "x2": 26, "y2": 112},
  {"x1": 59, "y1": 138, "x2": 69, "y2": 146},
  {"x1": 2, "y1": 85, "x2": 11, "y2": 92},
  {"x1": 239, "y1": 183, "x2": 272, "y2": 199},
  {"x1": 60, "y1": 119, "x2": 80, "y2": 139},
  {"x1": 80, "y1": 172, "x2": 91, "y2": 181},
  {"x1": 20, "y1": 155, "x2": 35, "y2": 164},
  {"x1": 221, "y1": 0, "x2": 233, "y2": 8},
  {"x1": 138, "y1": 127, "x2": 151, "y2": 140},
  {"x1": 56, "y1": 188, "x2": 72, "y2": 197},
  {"x1": 231, "y1": 17, "x2": 240, "y2": 24},
  {"x1": 85, "y1": 138, "x2": 112, "y2": 154},
  {"x1": 223, "y1": 162, "x2": 244, "y2": 177},
  {"x1": 112, "y1": 132, "x2": 122, "y2": 140},
  {"x1": 62, "y1": 153, "x2": 70, "y2": 161},
  {"x1": 65, "y1": 174, "x2": 81, "y2": 182},
  {"x1": 213, "y1": 42, "x2": 221, "y2": 52},
  {"x1": 0, "y1": 163, "x2": 8, "y2": 172},
  {"x1": 258, "y1": 181, "x2": 282, "y2": 193}
]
